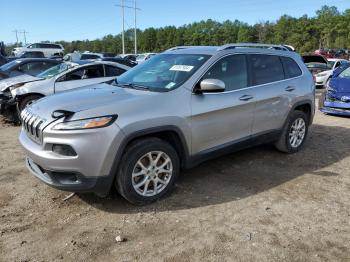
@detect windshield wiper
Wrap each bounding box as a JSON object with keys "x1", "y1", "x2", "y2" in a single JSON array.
[{"x1": 118, "y1": 83, "x2": 150, "y2": 91}]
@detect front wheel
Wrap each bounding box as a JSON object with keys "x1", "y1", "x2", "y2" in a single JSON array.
[
  {"x1": 18, "y1": 95, "x2": 43, "y2": 112},
  {"x1": 275, "y1": 111, "x2": 309, "y2": 153},
  {"x1": 116, "y1": 137, "x2": 180, "y2": 205}
]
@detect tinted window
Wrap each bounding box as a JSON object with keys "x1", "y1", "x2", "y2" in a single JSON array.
[
  {"x1": 64, "y1": 68, "x2": 85, "y2": 81},
  {"x1": 22, "y1": 52, "x2": 45, "y2": 58},
  {"x1": 105, "y1": 65, "x2": 126, "y2": 77},
  {"x1": 202, "y1": 55, "x2": 248, "y2": 91},
  {"x1": 18, "y1": 62, "x2": 47, "y2": 74},
  {"x1": 281, "y1": 56, "x2": 302, "y2": 79},
  {"x1": 250, "y1": 55, "x2": 284, "y2": 85},
  {"x1": 81, "y1": 54, "x2": 100, "y2": 60},
  {"x1": 85, "y1": 65, "x2": 104, "y2": 78},
  {"x1": 64, "y1": 65, "x2": 104, "y2": 81}
]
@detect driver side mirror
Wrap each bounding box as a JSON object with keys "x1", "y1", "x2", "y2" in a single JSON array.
[{"x1": 197, "y1": 79, "x2": 225, "y2": 93}]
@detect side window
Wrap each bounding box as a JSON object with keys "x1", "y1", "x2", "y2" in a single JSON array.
[
  {"x1": 38, "y1": 43, "x2": 48, "y2": 49},
  {"x1": 335, "y1": 61, "x2": 341, "y2": 68},
  {"x1": 281, "y1": 56, "x2": 302, "y2": 79},
  {"x1": 64, "y1": 68, "x2": 85, "y2": 81},
  {"x1": 84, "y1": 65, "x2": 104, "y2": 78},
  {"x1": 105, "y1": 65, "x2": 126, "y2": 77},
  {"x1": 250, "y1": 55, "x2": 284, "y2": 85},
  {"x1": 63, "y1": 65, "x2": 104, "y2": 81},
  {"x1": 18, "y1": 62, "x2": 43, "y2": 73},
  {"x1": 202, "y1": 55, "x2": 248, "y2": 91}
]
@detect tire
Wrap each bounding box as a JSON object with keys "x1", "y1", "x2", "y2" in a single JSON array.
[
  {"x1": 318, "y1": 91, "x2": 326, "y2": 110},
  {"x1": 115, "y1": 137, "x2": 180, "y2": 205},
  {"x1": 18, "y1": 95, "x2": 43, "y2": 112},
  {"x1": 275, "y1": 110, "x2": 309, "y2": 153}
]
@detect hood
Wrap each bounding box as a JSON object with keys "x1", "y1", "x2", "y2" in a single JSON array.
[
  {"x1": 0, "y1": 74, "x2": 42, "y2": 91},
  {"x1": 329, "y1": 77, "x2": 350, "y2": 94},
  {"x1": 28, "y1": 83, "x2": 158, "y2": 123},
  {"x1": 302, "y1": 55, "x2": 328, "y2": 64}
]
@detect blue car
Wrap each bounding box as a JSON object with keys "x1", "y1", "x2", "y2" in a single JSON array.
[{"x1": 319, "y1": 64, "x2": 350, "y2": 116}]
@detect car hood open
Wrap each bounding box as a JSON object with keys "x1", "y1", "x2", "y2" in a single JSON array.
[{"x1": 302, "y1": 55, "x2": 328, "y2": 64}]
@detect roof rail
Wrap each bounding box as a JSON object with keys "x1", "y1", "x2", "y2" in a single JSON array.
[
  {"x1": 219, "y1": 43, "x2": 290, "y2": 51},
  {"x1": 166, "y1": 46, "x2": 192, "y2": 51}
]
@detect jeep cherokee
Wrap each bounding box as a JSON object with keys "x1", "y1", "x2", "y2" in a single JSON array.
[{"x1": 19, "y1": 44, "x2": 315, "y2": 205}]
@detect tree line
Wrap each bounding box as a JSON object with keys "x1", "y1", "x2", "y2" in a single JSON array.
[{"x1": 5, "y1": 6, "x2": 350, "y2": 55}]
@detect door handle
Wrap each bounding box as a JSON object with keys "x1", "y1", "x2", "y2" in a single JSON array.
[
  {"x1": 239, "y1": 95, "x2": 254, "y2": 101},
  {"x1": 285, "y1": 86, "x2": 295, "y2": 92}
]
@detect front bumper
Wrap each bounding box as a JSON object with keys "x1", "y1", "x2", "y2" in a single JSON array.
[
  {"x1": 320, "y1": 99, "x2": 350, "y2": 116},
  {"x1": 315, "y1": 75, "x2": 327, "y2": 86},
  {"x1": 20, "y1": 123, "x2": 126, "y2": 195}
]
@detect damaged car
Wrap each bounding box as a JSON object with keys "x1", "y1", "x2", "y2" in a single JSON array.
[
  {"x1": 1, "y1": 61, "x2": 130, "y2": 121},
  {"x1": 0, "y1": 58, "x2": 61, "y2": 80},
  {"x1": 319, "y1": 65, "x2": 350, "y2": 117}
]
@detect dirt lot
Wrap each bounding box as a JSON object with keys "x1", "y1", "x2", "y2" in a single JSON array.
[{"x1": 0, "y1": 95, "x2": 350, "y2": 262}]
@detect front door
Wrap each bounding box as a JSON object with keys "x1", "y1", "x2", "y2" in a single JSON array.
[{"x1": 191, "y1": 54, "x2": 255, "y2": 154}]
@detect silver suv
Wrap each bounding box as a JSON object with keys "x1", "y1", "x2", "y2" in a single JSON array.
[{"x1": 19, "y1": 44, "x2": 315, "y2": 205}]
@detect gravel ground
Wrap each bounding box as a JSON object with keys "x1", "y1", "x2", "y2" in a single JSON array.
[{"x1": 0, "y1": 95, "x2": 349, "y2": 262}]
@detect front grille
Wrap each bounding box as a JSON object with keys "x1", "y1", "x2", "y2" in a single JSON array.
[{"x1": 21, "y1": 108, "x2": 47, "y2": 144}]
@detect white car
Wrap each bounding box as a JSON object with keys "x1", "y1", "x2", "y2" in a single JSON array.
[
  {"x1": 314, "y1": 58, "x2": 350, "y2": 87},
  {"x1": 11, "y1": 61, "x2": 130, "y2": 111},
  {"x1": 12, "y1": 43, "x2": 64, "y2": 58},
  {"x1": 136, "y1": 53, "x2": 157, "y2": 64}
]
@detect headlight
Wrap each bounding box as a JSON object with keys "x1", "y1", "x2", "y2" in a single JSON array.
[
  {"x1": 316, "y1": 72, "x2": 327, "y2": 77},
  {"x1": 9, "y1": 83, "x2": 25, "y2": 91},
  {"x1": 326, "y1": 82, "x2": 335, "y2": 92},
  {"x1": 52, "y1": 115, "x2": 117, "y2": 130}
]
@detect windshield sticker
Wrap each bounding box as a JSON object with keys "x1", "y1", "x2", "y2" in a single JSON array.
[
  {"x1": 170, "y1": 65, "x2": 194, "y2": 72},
  {"x1": 165, "y1": 82, "x2": 176, "y2": 89}
]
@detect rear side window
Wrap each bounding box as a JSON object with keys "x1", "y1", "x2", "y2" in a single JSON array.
[
  {"x1": 105, "y1": 65, "x2": 126, "y2": 77},
  {"x1": 250, "y1": 55, "x2": 284, "y2": 85},
  {"x1": 202, "y1": 54, "x2": 248, "y2": 91},
  {"x1": 281, "y1": 57, "x2": 302, "y2": 79}
]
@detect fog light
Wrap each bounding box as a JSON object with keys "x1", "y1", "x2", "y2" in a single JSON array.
[{"x1": 52, "y1": 144, "x2": 77, "y2": 156}]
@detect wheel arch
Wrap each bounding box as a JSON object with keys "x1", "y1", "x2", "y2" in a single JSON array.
[{"x1": 291, "y1": 99, "x2": 314, "y2": 125}]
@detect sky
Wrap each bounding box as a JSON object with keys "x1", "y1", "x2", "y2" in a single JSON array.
[{"x1": 1, "y1": 0, "x2": 349, "y2": 44}]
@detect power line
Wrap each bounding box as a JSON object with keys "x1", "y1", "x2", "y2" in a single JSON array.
[
  {"x1": 115, "y1": 0, "x2": 141, "y2": 54},
  {"x1": 12, "y1": 30, "x2": 19, "y2": 46},
  {"x1": 20, "y1": 30, "x2": 29, "y2": 45}
]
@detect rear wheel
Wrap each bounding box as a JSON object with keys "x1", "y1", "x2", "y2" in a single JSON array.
[
  {"x1": 275, "y1": 111, "x2": 309, "y2": 153},
  {"x1": 115, "y1": 137, "x2": 180, "y2": 205}
]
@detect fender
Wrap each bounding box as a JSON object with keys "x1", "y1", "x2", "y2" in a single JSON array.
[{"x1": 103, "y1": 125, "x2": 191, "y2": 194}]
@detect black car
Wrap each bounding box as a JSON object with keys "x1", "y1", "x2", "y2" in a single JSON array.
[
  {"x1": 7, "y1": 51, "x2": 45, "y2": 62},
  {"x1": 0, "y1": 58, "x2": 61, "y2": 80},
  {"x1": 98, "y1": 57, "x2": 137, "y2": 67}
]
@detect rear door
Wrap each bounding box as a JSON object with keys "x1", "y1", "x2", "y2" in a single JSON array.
[
  {"x1": 54, "y1": 64, "x2": 106, "y2": 93},
  {"x1": 191, "y1": 54, "x2": 255, "y2": 154},
  {"x1": 250, "y1": 54, "x2": 302, "y2": 135}
]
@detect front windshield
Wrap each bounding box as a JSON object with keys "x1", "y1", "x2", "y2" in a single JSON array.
[
  {"x1": 137, "y1": 55, "x2": 146, "y2": 60},
  {"x1": 115, "y1": 53, "x2": 211, "y2": 91},
  {"x1": 339, "y1": 67, "x2": 350, "y2": 79},
  {"x1": 306, "y1": 63, "x2": 328, "y2": 69},
  {"x1": 327, "y1": 61, "x2": 335, "y2": 69},
  {"x1": 37, "y1": 63, "x2": 69, "y2": 79},
  {"x1": 0, "y1": 60, "x2": 21, "y2": 71}
]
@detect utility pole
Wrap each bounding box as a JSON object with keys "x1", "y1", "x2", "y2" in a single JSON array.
[
  {"x1": 134, "y1": 0, "x2": 137, "y2": 55},
  {"x1": 115, "y1": 0, "x2": 140, "y2": 55},
  {"x1": 20, "y1": 30, "x2": 28, "y2": 45},
  {"x1": 12, "y1": 30, "x2": 19, "y2": 47}
]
